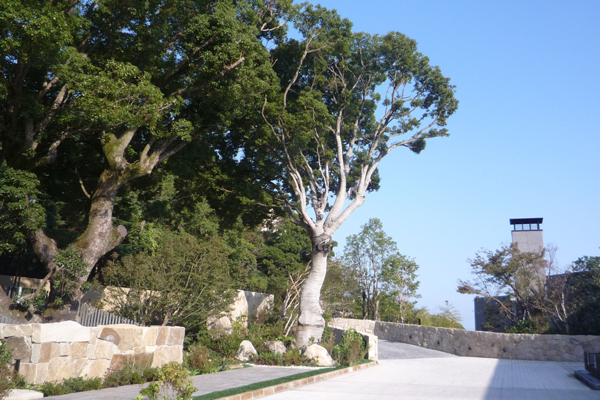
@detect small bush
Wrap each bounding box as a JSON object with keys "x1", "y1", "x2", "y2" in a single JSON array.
[
  {"x1": 102, "y1": 364, "x2": 159, "y2": 388},
  {"x1": 199, "y1": 331, "x2": 244, "y2": 360},
  {"x1": 139, "y1": 362, "x2": 195, "y2": 400},
  {"x1": 320, "y1": 327, "x2": 336, "y2": 355},
  {"x1": 251, "y1": 349, "x2": 314, "y2": 367},
  {"x1": 185, "y1": 344, "x2": 222, "y2": 374},
  {"x1": 332, "y1": 329, "x2": 367, "y2": 366},
  {"x1": 283, "y1": 349, "x2": 315, "y2": 366},
  {"x1": 38, "y1": 376, "x2": 103, "y2": 396}
]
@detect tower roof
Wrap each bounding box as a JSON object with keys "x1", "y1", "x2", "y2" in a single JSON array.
[{"x1": 510, "y1": 218, "x2": 543, "y2": 225}]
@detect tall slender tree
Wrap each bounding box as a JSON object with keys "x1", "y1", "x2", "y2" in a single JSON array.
[{"x1": 259, "y1": 5, "x2": 457, "y2": 345}]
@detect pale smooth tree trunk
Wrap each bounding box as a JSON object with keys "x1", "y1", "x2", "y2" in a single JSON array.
[{"x1": 296, "y1": 248, "x2": 328, "y2": 348}]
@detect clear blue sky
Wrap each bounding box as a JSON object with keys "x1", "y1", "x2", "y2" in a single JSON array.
[{"x1": 311, "y1": 0, "x2": 600, "y2": 330}]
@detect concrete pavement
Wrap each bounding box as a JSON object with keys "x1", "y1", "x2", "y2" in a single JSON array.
[
  {"x1": 28, "y1": 341, "x2": 597, "y2": 399},
  {"x1": 45, "y1": 365, "x2": 318, "y2": 400},
  {"x1": 264, "y1": 341, "x2": 596, "y2": 400}
]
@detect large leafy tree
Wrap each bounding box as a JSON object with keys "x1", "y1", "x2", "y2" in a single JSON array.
[
  {"x1": 258, "y1": 5, "x2": 457, "y2": 346},
  {"x1": 0, "y1": 0, "x2": 286, "y2": 315}
]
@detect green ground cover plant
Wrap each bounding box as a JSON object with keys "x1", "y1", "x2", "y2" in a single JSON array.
[
  {"x1": 192, "y1": 366, "x2": 343, "y2": 400},
  {"x1": 0, "y1": 338, "x2": 30, "y2": 397},
  {"x1": 36, "y1": 363, "x2": 160, "y2": 397}
]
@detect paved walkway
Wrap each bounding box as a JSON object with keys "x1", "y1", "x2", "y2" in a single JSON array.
[
  {"x1": 47, "y1": 365, "x2": 318, "y2": 400},
  {"x1": 38, "y1": 341, "x2": 597, "y2": 399},
  {"x1": 264, "y1": 341, "x2": 596, "y2": 400}
]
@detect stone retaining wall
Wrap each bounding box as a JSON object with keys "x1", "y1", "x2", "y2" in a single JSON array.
[
  {"x1": 330, "y1": 318, "x2": 600, "y2": 362},
  {"x1": 0, "y1": 321, "x2": 184, "y2": 384}
]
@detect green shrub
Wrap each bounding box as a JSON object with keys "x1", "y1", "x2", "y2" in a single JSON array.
[
  {"x1": 251, "y1": 349, "x2": 315, "y2": 367},
  {"x1": 38, "y1": 376, "x2": 103, "y2": 396},
  {"x1": 139, "y1": 362, "x2": 195, "y2": 400},
  {"x1": 283, "y1": 349, "x2": 314, "y2": 366},
  {"x1": 185, "y1": 344, "x2": 222, "y2": 374},
  {"x1": 320, "y1": 326, "x2": 336, "y2": 355},
  {"x1": 332, "y1": 329, "x2": 367, "y2": 366},
  {"x1": 102, "y1": 364, "x2": 159, "y2": 388},
  {"x1": 0, "y1": 339, "x2": 13, "y2": 398},
  {"x1": 199, "y1": 331, "x2": 244, "y2": 360}
]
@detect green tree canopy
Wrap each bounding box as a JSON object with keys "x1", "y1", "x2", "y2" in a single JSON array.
[
  {"x1": 254, "y1": 4, "x2": 457, "y2": 345},
  {"x1": 0, "y1": 0, "x2": 288, "y2": 315}
]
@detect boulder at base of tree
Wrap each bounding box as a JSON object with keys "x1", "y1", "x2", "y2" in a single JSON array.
[
  {"x1": 236, "y1": 340, "x2": 258, "y2": 361},
  {"x1": 303, "y1": 344, "x2": 334, "y2": 366}
]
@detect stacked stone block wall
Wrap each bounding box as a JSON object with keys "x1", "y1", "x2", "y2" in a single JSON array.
[
  {"x1": 0, "y1": 321, "x2": 184, "y2": 384},
  {"x1": 330, "y1": 318, "x2": 600, "y2": 362}
]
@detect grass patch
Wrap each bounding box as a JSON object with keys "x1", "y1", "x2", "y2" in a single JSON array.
[{"x1": 193, "y1": 362, "x2": 371, "y2": 400}]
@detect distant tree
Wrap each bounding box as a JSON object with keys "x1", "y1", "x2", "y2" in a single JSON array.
[
  {"x1": 416, "y1": 303, "x2": 464, "y2": 329},
  {"x1": 386, "y1": 253, "x2": 420, "y2": 323},
  {"x1": 321, "y1": 257, "x2": 360, "y2": 318},
  {"x1": 458, "y1": 244, "x2": 600, "y2": 334},
  {"x1": 565, "y1": 255, "x2": 600, "y2": 335},
  {"x1": 458, "y1": 244, "x2": 548, "y2": 330},
  {"x1": 343, "y1": 218, "x2": 419, "y2": 322}
]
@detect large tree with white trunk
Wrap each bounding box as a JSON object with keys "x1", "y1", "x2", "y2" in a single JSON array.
[{"x1": 259, "y1": 5, "x2": 457, "y2": 347}]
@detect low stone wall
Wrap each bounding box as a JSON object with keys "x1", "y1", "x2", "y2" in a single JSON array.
[
  {"x1": 0, "y1": 321, "x2": 184, "y2": 384},
  {"x1": 330, "y1": 318, "x2": 600, "y2": 362},
  {"x1": 208, "y1": 290, "x2": 274, "y2": 331}
]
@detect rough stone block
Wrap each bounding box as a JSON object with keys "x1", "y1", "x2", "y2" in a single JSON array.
[
  {"x1": 77, "y1": 359, "x2": 111, "y2": 379},
  {"x1": 152, "y1": 346, "x2": 183, "y2": 368},
  {"x1": 94, "y1": 338, "x2": 117, "y2": 360},
  {"x1": 235, "y1": 340, "x2": 257, "y2": 362},
  {"x1": 71, "y1": 342, "x2": 88, "y2": 359},
  {"x1": 303, "y1": 344, "x2": 334, "y2": 367},
  {"x1": 32, "y1": 321, "x2": 90, "y2": 343},
  {"x1": 134, "y1": 345, "x2": 156, "y2": 354},
  {"x1": 17, "y1": 363, "x2": 37, "y2": 384},
  {"x1": 47, "y1": 356, "x2": 73, "y2": 382},
  {"x1": 142, "y1": 327, "x2": 159, "y2": 346},
  {"x1": 167, "y1": 327, "x2": 185, "y2": 346},
  {"x1": 5, "y1": 336, "x2": 32, "y2": 362},
  {"x1": 59, "y1": 342, "x2": 71, "y2": 356},
  {"x1": 266, "y1": 341, "x2": 286, "y2": 355},
  {"x1": 4, "y1": 388, "x2": 44, "y2": 399},
  {"x1": 2, "y1": 324, "x2": 32, "y2": 338},
  {"x1": 38, "y1": 342, "x2": 60, "y2": 363},
  {"x1": 19, "y1": 363, "x2": 48, "y2": 384},
  {"x1": 109, "y1": 353, "x2": 154, "y2": 371},
  {"x1": 30, "y1": 344, "x2": 41, "y2": 364},
  {"x1": 156, "y1": 327, "x2": 169, "y2": 346},
  {"x1": 98, "y1": 327, "x2": 121, "y2": 345}
]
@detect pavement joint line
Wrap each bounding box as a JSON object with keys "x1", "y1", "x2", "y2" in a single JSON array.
[{"x1": 211, "y1": 361, "x2": 379, "y2": 400}]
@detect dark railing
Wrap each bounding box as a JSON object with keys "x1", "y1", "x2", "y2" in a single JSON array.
[
  {"x1": 585, "y1": 352, "x2": 600, "y2": 380},
  {"x1": 77, "y1": 302, "x2": 146, "y2": 327}
]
